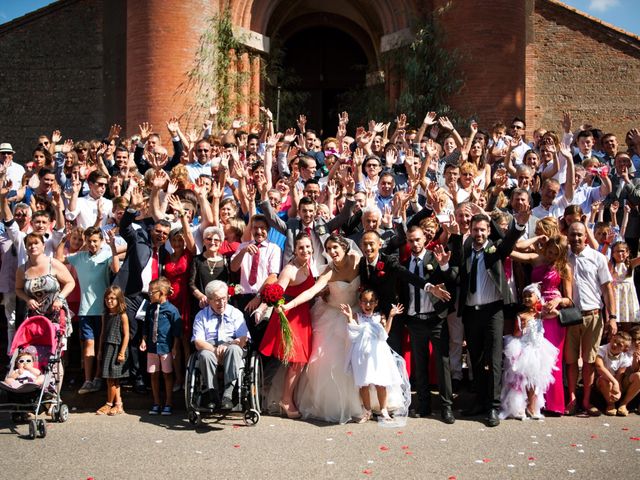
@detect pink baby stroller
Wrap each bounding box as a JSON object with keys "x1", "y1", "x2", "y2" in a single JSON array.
[{"x1": 0, "y1": 315, "x2": 69, "y2": 439}]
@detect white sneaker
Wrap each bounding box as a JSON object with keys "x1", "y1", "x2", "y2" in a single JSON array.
[{"x1": 78, "y1": 380, "x2": 94, "y2": 395}]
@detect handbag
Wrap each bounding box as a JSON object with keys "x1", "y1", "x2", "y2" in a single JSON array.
[{"x1": 558, "y1": 305, "x2": 583, "y2": 327}]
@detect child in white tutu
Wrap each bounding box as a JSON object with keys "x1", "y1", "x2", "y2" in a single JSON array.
[
  {"x1": 501, "y1": 283, "x2": 559, "y2": 420},
  {"x1": 340, "y1": 289, "x2": 405, "y2": 423}
]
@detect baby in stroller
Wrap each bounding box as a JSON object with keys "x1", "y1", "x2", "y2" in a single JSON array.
[{"x1": 3, "y1": 348, "x2": 45, "y2": 388}]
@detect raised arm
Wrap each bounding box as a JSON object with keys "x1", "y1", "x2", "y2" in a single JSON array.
[{"x1": 281, "y1": 266, "x2": 333, "y2": 310}]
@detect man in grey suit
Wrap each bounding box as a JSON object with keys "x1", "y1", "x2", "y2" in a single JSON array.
[{"x1": 258, "y1": 182, "x2": 356, "y2": 273}]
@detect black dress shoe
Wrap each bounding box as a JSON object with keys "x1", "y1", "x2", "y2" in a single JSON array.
[
  {"x1": 410, "y1": 407, "x2": 432, "y2": 418},
  {"x1": 441, "y1": 407, "x2": 456, "y2": 424},
  {"x1": 486, "y1": 408, "x2": 500, "y2": 427},
  {"x1": 462, "y1": 404, "x2": 486, "y2": 417},
  {"x1": 133, "y1": 379, "x2": 147, "y2": 394}
]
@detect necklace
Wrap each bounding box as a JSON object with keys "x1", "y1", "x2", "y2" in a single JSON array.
[{"x1": 205, "y1": 256, "x2": 222, "y2": 275}]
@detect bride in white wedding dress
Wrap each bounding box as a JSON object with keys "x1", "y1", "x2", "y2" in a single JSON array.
[{"x1": 279, "y1": 235, "x2": 410, "y2": 424}]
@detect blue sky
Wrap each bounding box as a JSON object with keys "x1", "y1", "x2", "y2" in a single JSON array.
[{"x1": 0, "y1": 0, "x2": 639, "y2": 37}]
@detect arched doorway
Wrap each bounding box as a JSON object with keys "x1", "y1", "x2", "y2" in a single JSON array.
[{"x1": 278, "y1": 26, "x2": 368, "y2": 135}]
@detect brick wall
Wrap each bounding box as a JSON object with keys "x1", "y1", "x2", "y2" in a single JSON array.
[
  {"x1": 0, "y1": 0, "x2": 117, "y2": 161},
  {"x1": 434, "y1": 0, "x2": 527, "y2": 128},
  {"x1": 527, "y1": 0, "x2": 640, "y2": 141}
]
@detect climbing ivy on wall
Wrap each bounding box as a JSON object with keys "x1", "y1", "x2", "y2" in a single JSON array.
[{"x1": 177, "y1": 7, "x2": 257, "y2": 129}]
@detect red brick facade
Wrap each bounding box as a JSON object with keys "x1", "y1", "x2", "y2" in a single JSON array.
[{"x1": 0, "y1": 0, "x2": 638, "y2": 155}]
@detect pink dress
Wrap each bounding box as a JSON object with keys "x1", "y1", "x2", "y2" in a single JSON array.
[{"x1": 531, "y1": 264, "x2": 565, "y2": 414}]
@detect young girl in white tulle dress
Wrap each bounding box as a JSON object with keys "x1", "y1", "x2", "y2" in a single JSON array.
[
  {"x1": 340, "y1": 289, "x2": 404, "y2": 423},
  {"x1": 501, "y1": 283, "x2": 559, "y2": 420}
]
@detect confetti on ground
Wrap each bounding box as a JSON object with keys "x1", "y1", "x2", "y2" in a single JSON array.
[
  {"x1": 507, "y1": 465, "x2": 515, "y2": 468},
  {"x1": 269, "y1": 424, "x2": 275, "y2": 427},
  {"x1": 578, "y1": 450, "x2": 585, "y2": 453},
  {"x1": 483, "y1": 458, "x2": 491, "y2": 463},
  {"x1": 631, "y1": 437, "x2": 640, "y2": 441},
  {"x1": 570, "y1": 444, "x2": 577, "y2": 447},
  {"x1": 363, "y1": 469, "x2": 373, "y2": 475},
  {"x1": 518, "y1": 452, "x2": 525, "y2": 455},
  {"x1": 233, "y1": 444, "x2": 240, "y2": 448},
  {"x1": 155, "y1": 440, "x2": 162, "y2": 444},
  {"x1": 405, "y1": 451, "x2": 413, "y2": 455},
  {"x1": 474, "y1": 460, "x2": 484, "y2": 464},
  {"x1": 379, "y1": 446, "x2": 389, "y2": 451},
  {"x1": 346, "y1": 431, "x2": 353, "y2": 436},
  {"x1": 326, "y1": 461, "x2": 335, "y2": 465},
  {"x1": 532, "y1": 441, "x2": 539, "y2": 445},
  {"x1": 622, "y1": 428, "x2": 629, "y2": 431},
  {"x1": 326, "y1": 438, "x2": 333, "y2": 441},
  {"x1": 599, "y1": 449, "x2": 607, "y2": 453},
  {"x1": 448, "y1": 476, "x2": 457, "y2": 480},
  {"x1": 195, "y1": 451, "x2": 202, "y2": 454},
  {"x1": 603, "y1": 423, "x2": 610, "y2": 427},
  {"x1": 529, "y1": 463, "x2": 536, "y2": 467},
  {"x1": 528, "y1": 457, "x2": 536, "y2": 460},
  {"x1": 396, "y1": 431, "x2": 403, "y2": 435},
  {"x1": 591, "y1": 435, "x2": 598, "y2": 439},
  {"x1": 546, "y1": 434, "x2": 552, "y2": 437},
  {"x1": 531, "y1": 435, "x2": 537, "y2": 438},
  {"x1": 367, "y1": 460, "x2": 374, "y2": 464},
  {"x1": 401, "y1": 445, "x2": 409, "y2": 450},
  {"x1": 568, "y1": 469, "x2": 576, "y2": 474},
  {"x1": 440, "y1": 438, "x2": 447, "y2": 442}
]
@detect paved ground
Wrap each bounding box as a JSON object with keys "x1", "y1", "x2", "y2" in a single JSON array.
[{"x1": 1, "y1": 405, "x2": 639, "y2": 480}]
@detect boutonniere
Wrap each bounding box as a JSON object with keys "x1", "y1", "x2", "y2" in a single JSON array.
[
  {"x1": 316, "y1": 225, "x2": 326, "y2": 236},
  {"x1": 375, "y1": 261, "x2": 386, "y2": 277},
  {"x1": 485, "y1": 245, "x2": 496, "y2": 254},
  {"x1": 426, "y1": 264, "x2": 434, "y2": 271}
]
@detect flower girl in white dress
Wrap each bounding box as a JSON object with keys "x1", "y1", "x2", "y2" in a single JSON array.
[{"x1": 340, "y1": 289, "x2": 405, "y2": 423}]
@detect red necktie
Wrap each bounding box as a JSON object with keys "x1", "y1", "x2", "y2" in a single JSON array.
[
  {"x1": 151, "y1": 249, "x2": 160, "y2": 281},
  {"x1": 249, "y1": 243, "x2": 261, "y2": 285},
  {"x1": 305, "y1": 226, "x2": 312, "y2": 236},
  {"x1": 504, "y1": 257, "x2": 512, "y2": 280}
]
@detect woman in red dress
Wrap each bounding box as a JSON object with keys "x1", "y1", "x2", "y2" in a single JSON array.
[
  {"x1": 260, "y1": 233, "x2": 314, "y2": 418},
  {"x1": 163, "y1": 198, "x2": 196, "y2": 389}
]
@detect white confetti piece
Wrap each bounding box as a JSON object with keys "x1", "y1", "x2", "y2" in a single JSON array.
[
  {"x1": 507, "y1": 465, "x2": 515, "y2": 468},
  {"x1": 599, "y1": 449, "x2": 607, "y2": 453},
  {"x1": 576, "y1": 444, "x2": 582, "y2": 447},
  {"x1": 326, "y1": 438, "x2": 333, "y2": 441},
  {"x1": 546, "y1": 434, "x2": 552, "y2": 437},
  {"x1": 603, "y1": 423, "x2": 610, "y2": 427},
  {"x1": 636, "y1": 449, "x2": 640, "y2": 452},
  {"x1": 568, "y1": 470, "x2": 576, "y2": 474},
  {"x1": 440, "y1": 438, "x2": 447, "y2": 442},
  {"x1": 155, "y1": 440, "x2": 163, "y2": 444},
  {"x1": 195, "y1": 451, "x2": 202, "y2": 454},
  {"x1": 474, "y1": 460, "x2": 484, "y2": 464},
  {"x1": 529, "y1": 463, "x2": 536, "y2": 466},
  {"x1": 530, "y1": 435, "x2": 537, "y2": 438},
  {"x1": 269, "y1": 424, "x2": 275, "y2": 427},
  {"x1": 578, "y1": 449, "x2": 585, "y2": 453},
  {"x1": 367, "y1": 460, "x2": 374, "y2": 464},
  {"x1": 478, "y1": 428, "x2": 485, "y2": 431},
  {"x1": 326, "y1": 461, "x2": 335, "y2": 465},
  {"x1": 532, "y1": 441, "x2": 539, "y2": 445},
  {"x1": 518, "y1": 452, "x2": 525, "y2": 455}
]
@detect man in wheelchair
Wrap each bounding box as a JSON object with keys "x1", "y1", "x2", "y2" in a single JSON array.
[{"x1": 191, "y1": 280, "x2": 250, "y2": 410}]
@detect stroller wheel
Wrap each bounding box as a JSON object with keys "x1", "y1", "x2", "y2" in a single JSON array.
[
  {"x1": 243, "y1": 409, "x2": 260, "y2": 426},
  {"x1": 57, "y1": 404, "x2": 69, "y2": 423},
  {"x1": 188, "y1": 411, "x2": 201, "y2": 426},
  {"x1": 37, "y1": 419, "x2": 47, "y2": 438},
  {"x1": 28, "y1": 420, "x2": 37, "y2": 440}
]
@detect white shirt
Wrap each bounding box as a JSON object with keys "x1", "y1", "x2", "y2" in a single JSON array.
[
  {"x1": 408, "y1": 253, "x2": 435, "y2": 315},
  {"x1": 531, "y1": 193, "x2": 570, "y2": 219},
  {"x1": 597, "y1": 344, "x2": 632, "y2": 375},
  {"x1": 232, "y1": 240, "x2": 281, "y2": 294},
  {"x1": 66, "y1": 194, "x2": 113, "y2": 229},
  {"x1": 5, "y1": 162, "x2": 25, "y2": 189},
  {"x1": 4, "y1": 221, "x2": 65, "y2": 266},
  {"x1": 465, "y1": 242, "x2": 502, "y2": 307},
  {"x1": 192, "y1": 304, "x2": 250, "y2": 345},
  {"x1": 569, "y1": 245, "x2": 612, "y2": 311}
]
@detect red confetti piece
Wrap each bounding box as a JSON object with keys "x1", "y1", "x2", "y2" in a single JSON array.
[
  {"x1": 405, "y1": 451, "x2": 413, "y2": 455},
  {"x1": 379, "y1": 446, "x2": 389, "y2": 451},
  {"x1": 483, "y1": 459, "x2": 491, "y2": 463},
  {"x1": 570, "y1": 444, "x2": 577, "y2": 447},
  {"x1": 232, "y1": 425, "x2": 240, "y2": 429},
  {"x1": 528, "y1": 457, "x2": 536, "y2": 461},
  {"x1": 346, "y1": 431, "x2": 353, "y2": 436},
  {"x1": 396, "y1": 431, "x2": 404, "y2": 435},
  {"x1": 621, "y1": 428, "x2": 629, "y2": 431},
  {"x1": 448, "y1": 477, "x2": 457, "y2": 480},
  {"x1": 401, "y1": 445, "x2": 410, "y2": 450},
  {"x1": 630, "y1": 437, "x2": 640, "y2": 441},
  {"x1": 363, "y1": 469, "x2": 373, "y2": 475},
  {"x1": 591, "y1": 435, "x2": 598, "y2": 439},
  {"x1": 233, "y1": 444, "x2": 240, "y2": 448}
]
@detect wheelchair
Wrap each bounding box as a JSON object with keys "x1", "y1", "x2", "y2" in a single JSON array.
[{"x1": 184, "y1": 344, "x2": 264, "y2": 427}]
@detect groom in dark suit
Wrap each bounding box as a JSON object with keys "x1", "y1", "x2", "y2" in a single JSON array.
[
  {"x1": 452, "y1": 210, "x2": 528, "y2": 427},
  {"x1": 399, "y1": 226, "x2": 457, "y2": 423},
  {"x1": 358, "y1": 230, "x2": 450, "y2": 355}
]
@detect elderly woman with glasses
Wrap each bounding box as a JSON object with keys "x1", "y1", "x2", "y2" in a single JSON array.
[{"x1": 190, "y1": 226, "x2": 229, "y2": 310}]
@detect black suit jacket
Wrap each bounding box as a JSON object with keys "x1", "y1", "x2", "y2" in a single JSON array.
[
  {"x1": 399, "y1": 251, "x2": 457, "y2": 320},
  {"x1": 112, "y1": 210, "x2": 168, "y2": 295},
  {"x1": 358, "y1": 253, "x2": 426, "y2": 314},
  {"x1": 452, "y1": 220, "x2": 524, "y2": 315}
]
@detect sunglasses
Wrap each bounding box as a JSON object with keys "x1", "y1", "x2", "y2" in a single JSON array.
[
  {"x1": 511, "y1": 125, "x2": 524, "y2": 130},
  {"x1": 18, "y1": 358, "x2": 33, "y2": 364},
  {"x1": 197, "y1": 149, "x2": 210, "y2": 153},
  {"x1": 95, "y1": 182, "x2": 108, "y2": 187}
]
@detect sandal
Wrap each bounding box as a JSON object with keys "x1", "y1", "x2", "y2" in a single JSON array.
[
  {"x1": 108, "y1": 403, "x2": 124, "y2": 416},
  {"x1": 357, "y1": 410, "x2": 372, "y2": 424},
  {"x1": 586, "y1": 405, "x2": 602, "y2": 417},
  {"x1": 380, "y1": 408, "x2": 392, "y2": 421},
  {"x1": 96, "y1": 403, "x2": 113, "y2": 415},
  {"x1": 564, "y1": 400, "x2": 577, "y2": 416},
  {"x1": 616, "y1": 405, "x2": 629, "y2": 417}
]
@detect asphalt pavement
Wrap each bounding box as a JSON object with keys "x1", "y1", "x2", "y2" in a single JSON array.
[{"x1": 1, "y1": 406, "x2": 639, "y2": 480}]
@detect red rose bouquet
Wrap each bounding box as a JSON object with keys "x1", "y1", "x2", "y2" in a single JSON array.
[{"x1": 261, "y1": 283, "x2": 294, "y2": 363}]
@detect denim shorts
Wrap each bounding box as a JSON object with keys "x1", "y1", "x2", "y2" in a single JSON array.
[{"x1": 79, "y1": 315, "x2": 102, "y2": 341}]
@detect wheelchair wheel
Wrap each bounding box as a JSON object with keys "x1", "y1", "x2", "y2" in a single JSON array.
[
  {"x1": 184, "y1": 354, "x2": 200, "y2": 412},
  {"x1": 249, "y1": 352, "x2": 264, "y2": 413},
  {"x1": 188, "y1": 410, "x2": 201, "y2": 426},
  {"x1": 243, "y1": 409, "x2": 260, "y2": 426}
]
